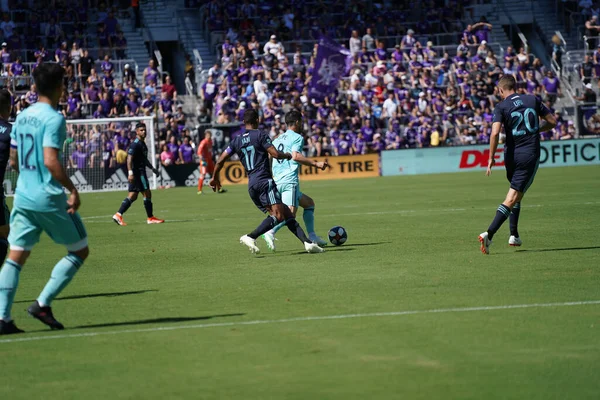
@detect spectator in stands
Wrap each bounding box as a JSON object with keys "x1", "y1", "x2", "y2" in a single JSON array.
[
  {"x1": 542, "y1": 71, "x2": 561, "y2": 104},
  {"x1": 70, "y1": 42, "x2": 83, "y2": 68},
  {"x1": 97, "y1": 22, "x2": 111, "y2": 59},
  {"x1": 87, "y1": 68, "x2": 100, "y2": 88},
  {"x1": 143, "y1": 59, "x2": 159, "y2": 86},
  {"x1": 79, "y1": 49, "x2": 94, "y2": 81},
  {"x1": 178, "y1": 136, "x2": 194, "y2": 164},
  {"x1": 67, "y1": 90, "x2": 82, "y2": 119},
  {"x1": 141, "y1": 93, "x2": 155, "y2": 116},
  {"x1": 45, "y1": 17, "x2": 63, "y2": 49},
  {"x1": 71, "y1": 144, "x2": 89, "y2": 169},
  {"x1": 580, "y1": 55, "x2": 594, "y2": 84},
  {"x1": 104, "y1": 11, "x2": 120, "y2": 40},
  {"x1": 25, "y1": 84, "x2": 38, "y2": 105},
  {"x1": 55, "y1": 41, "x2": 69, "y2": 63},
  {"x1": 264, "y1": 35, "x2": 283, "y2": 56},
  {"x1": 115, "y1": 31, "x2": 127, "y2": 59},
  {"x1": 111, "y1": 92, "x2": 127, "y2": 116},
  {"x1": 9, "y1": 56, "x2": 26, "y2": 89},
  {"x1": 93, "y1": 104, "x2": 107, "y2": 119},
  {"x1": 84, "y1": 81, "x2": 100, "y2": 104},
  {"x1": 362, "y1": 28, "x2": 376, "y2": 52},
  {"x1": 123, "y1": 63, "x2": 137, "y2": 86},
  {"x1": 126, "y1": 91, "x2": 140, "y2": 116},
  {"x1": 0, "y1": 42, "x2": 10, "y2": 64},
  {"x1": 160, "y1": 144, "x2": 176, "y2": 166},
  {"x1": 576, "y1": 82, "x2": 597, "y2": 103},
  {"x1": 159, "y1": 91, "x2": 174, "y2": 117},
  {"x1": 167, "y1": 135, "x2": 180, "y2": 163}
]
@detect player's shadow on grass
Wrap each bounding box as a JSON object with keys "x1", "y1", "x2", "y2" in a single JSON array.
[
  {"x1": 71, "y1": 313, "x2": 245, "y2": 330},
  {"x1": 14, "y1": 290, "x2": 158, "y2": 304},
  {"x1": 285, "y1": 241, "x2": 390, "y2": 255},
  {"x1": 516, "y1": 246, "x2": 600, "y2": 253}
]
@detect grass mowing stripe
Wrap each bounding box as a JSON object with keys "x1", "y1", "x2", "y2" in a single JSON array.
[{"x1": 2, "y1": 300, "x2": 599, "y2": 345}]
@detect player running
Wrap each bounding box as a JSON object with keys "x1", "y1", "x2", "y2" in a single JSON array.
[
  {"x1": 197, "y1": 130, "x2": 226, "y2": 195},
  {"x1": 479, "y1": 74, "x2": 556, "y2": 254},
  {"x1": 0, "y1": 63, "x2": 90, "y2": 334},
  {"x1": 209, "y1": 109, "x2": 323, "y2": 254},
  {"x1": 112, "y1": 122, "x2": 164, "y2": 226},
  {"x1": 262, "y1": 110, "x2": 328, "y2": 251},
  {"x1": 0, "y1": 90, "x2": 12, "y2": 267}
]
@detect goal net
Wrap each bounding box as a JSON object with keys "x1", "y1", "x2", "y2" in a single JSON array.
[{"x1": 60, "y1": 116, "x2": 157, "y2": 193}]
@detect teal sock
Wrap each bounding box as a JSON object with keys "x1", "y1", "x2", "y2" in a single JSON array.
[
  {"x1": 270, "y1": 221, "x2": 286, "y2": 235},
  {"x1": 0, "y1": 260, "x2": 22, "y2": 321},
  {"x1": 303, "y1": 207, "x2": 315, "y2": 235},
  {"x1": 37, "y1": 253, "x2": 84, "y2": 307}
]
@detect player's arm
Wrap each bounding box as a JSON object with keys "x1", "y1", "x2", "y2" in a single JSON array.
[
  {"x1": 144, "y1": 156, "x2": 158, "y2": 175},
  {"x1": 44, "y1": 147, "x2": 80, "y2": 212},
  {"x1": 126, "y1": 153, "x2": 134, "y2": 183},
  {"x1": 486, "y1": 121, "x2": 502, "y2": 176},
  {"x1": 9, "y1": 148, "x2": 18, "y2": 173},
  {"x1": 291, "y1": 151, "x2": 327, "y2": 170},
  {"x1": 266, "y1": 145, "x2": 292, "y2": 160},
  {"x1": 209, "y1": 149, "x2": 232, "y2": 191},
  {"x1": 539, "y1": 112, "x2": 557, "y2": 133}
]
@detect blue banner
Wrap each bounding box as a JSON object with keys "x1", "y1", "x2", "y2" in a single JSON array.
[
  {"x1": 309, "y1": 35, "x2": 352, "y2": 100},
  {"x1": 381, "y1": 138, "x2": 600, "y2": 176}
]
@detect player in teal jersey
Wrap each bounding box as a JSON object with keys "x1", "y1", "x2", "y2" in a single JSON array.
[
  {"x1": 262, "y1": 110, "x2": 328, "y2": 251},
  {"x1": 0, "y1": 64, "x2": 90, "y2": 335}
]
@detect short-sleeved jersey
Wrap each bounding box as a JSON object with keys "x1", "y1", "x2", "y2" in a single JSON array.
[
  {"x1": 492, "y1": 93, "x2": 550, "y2": 154},
  {"x1": 11, "y1": 102, "x2": 67, "y2": 212},
  {"x1": 0, "y1": 118, "x2": 12, "y2": 185},
  {"x1": 127, "y1": 137, "x2": 148, "y2": 171},
  {"x1": 272, "y1": 129, "x2": 304, "y2": 186},
  {"x1": 198, "y1": 138, "x2": 213, "y2": 160},
  {"x1": 226, "y1": 129, "x2": 274, "y2": 187}
]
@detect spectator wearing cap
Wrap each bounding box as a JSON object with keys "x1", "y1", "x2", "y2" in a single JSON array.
[
  {"x1": 264, "y1": 35, "x2": 283, "y2": 56},
  {"x1": 0, "y1": 42, "x2": 10, "y2": 65},
  {"x1": 123, "y1": 63, "x2": 137, "y2": 87},
  {"x1": 576, "y1": 83, "x2": 597, "y2": 103}
]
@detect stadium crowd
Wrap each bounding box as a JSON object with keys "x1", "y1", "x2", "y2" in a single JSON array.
[{"x1": 197, "y1": 0, "x2": 573, "y2": 156}]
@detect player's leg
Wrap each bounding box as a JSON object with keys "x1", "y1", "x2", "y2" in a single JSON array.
[
  {"x1": 299, "y1": 193, "x2": 328, "y2": 246},
  {"x1": 143, "y1": 189, "x2": 164, "y2": 224},
  {"x1": 28, "y1": 210, "x2": 90, "y2": 330},
  {"x1": 277, "y1": 204, "x2": 323, "y2": 253},
  {"x1": 509, "y1": 202, "x2": 522, "y2": 246},
  {"x1": 0, "y1": 195, "x2": 11, "y2": 263},
  {"x1": 508, "y1": 160, "x2": 538, "y2": 247},
  {"x1": 266, "y1": 183, "x2": 298, "y2": 237},
  {"x1": 198, "y1": 164, "x2": 207, "y2": 194},
  {"x1": 479, "y1": 188, "x2": 524, "y2": 254},
  {"x1": 113, "y1": 188, "x2": 139, "y2": 226},
  {"x1": 0, "y1": 208, "x2": 41, "y2": 334}
]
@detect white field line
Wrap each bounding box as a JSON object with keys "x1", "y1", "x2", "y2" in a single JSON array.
[
  {"x1": 80, "y1": 201, "x2": 600, "y2": 223},
  {"x1": 1, "y1": 300, "x2": 599, "y2": 344}
]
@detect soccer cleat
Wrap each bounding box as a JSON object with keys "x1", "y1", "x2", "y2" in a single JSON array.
[
  {"x1": 147, "y1": 216, "x2": 165, "y2": 224},
  {"x1": 0, "y1": 320, "x2": 24, "y2": 335},
  {"x1": 478, "y1": 232, "x2": 492, "y2": 255},
  {"x1": 262, "y1": 232, "x2": 277, "y2": 252},
  {"x1": 197, "y1": 190, "x2": 203, "y2": 195},
  {"x1": 27, "y1": 301, "x2": 64, "y2": 330},
  {"x1": 509, "y1": 235, "x2": 522, "y2": 247},
  {"x1": 309, "y1": 233, "x2": 328, "y2": 247},
  {"x1": 240, "y1": 235, "x2": 260, "y2": 254},
  {"x1": 305, "y1": 242, "x2": 324, "y2": 253},
  {"x1": 218, "y1": 188, "x2": 228, "y2": 194},
  {"x1": 112, "y1": 213, "x2": 127, "y2": 226}
]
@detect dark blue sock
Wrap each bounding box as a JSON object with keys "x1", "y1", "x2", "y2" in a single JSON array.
[
  {"x1": 510, "y1": 202, "x2": 521, "y2": 237},
  {"x1": 118, "y1": 198, "x2": 132, "y2": 215},
  {"x1": 487, "y1": 204, "x2": 511, "y2": 240},
  {"x1": 0, "y1": 238, "x2": 7, "y2": 263},
  {"x1": 249, "y1": 215, "x2": 278, "y2": 239},
  {"x1": 143, "y1": 198, "x2": 153, "y2": 218},
  {"x1": 286, "y1": 218, "x2": 310, "y2": 243}
]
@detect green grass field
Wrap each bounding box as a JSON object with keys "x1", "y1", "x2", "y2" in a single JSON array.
[{"x1": 1, "y1": 166, "x2": 599, "y2": 399}]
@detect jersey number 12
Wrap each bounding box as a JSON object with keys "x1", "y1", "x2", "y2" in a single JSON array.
[{"x1": 19, "y1": 133, "x2": 36, "y2": 170}]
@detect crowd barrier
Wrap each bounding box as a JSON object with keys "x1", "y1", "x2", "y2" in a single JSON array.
[{"x1": 381, "y1": 138, "x2": 600, "y2": 176}]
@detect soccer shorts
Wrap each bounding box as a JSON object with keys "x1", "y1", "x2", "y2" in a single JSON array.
[
  {"x1": 201, "y1": 161, "x2": 215, "y2": 177},
  {"x1": 0, "y1": 195, "x2": 9, "y2": 226},
  {"x1": 277, "y1": 183, "x2": 303, "y2": 208},
  {"x1": 505, "y1": 153, "x2": 540, "y2": 193},
  {"x1": 129, "y1": 170, "x2": 150, "y2": 193},
  {"x1": 8, "y1": 207, "x2": 88, "y2": 251},
  {"x1": 248, "y1": 179, "x2": 282, "y2": 213}
]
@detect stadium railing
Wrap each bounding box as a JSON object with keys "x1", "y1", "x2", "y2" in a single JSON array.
[{"x1": 8, "y1": 46, "x2": 129, "y2": 64}]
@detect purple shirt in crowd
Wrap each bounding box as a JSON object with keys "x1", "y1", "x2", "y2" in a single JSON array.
[
  {"x1": 179, "y1": 144, "x2": 194, "y2": 163},
  {"x1": 72, "y1": 151, "x2": 88, "y2": 169}
]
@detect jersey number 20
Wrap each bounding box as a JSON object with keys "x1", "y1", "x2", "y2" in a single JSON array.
[
  {"x1": 19, "y1": 133, "x2": 36, "y2": 170},
  {"x1": 510, "y1": 108, "x2": 539, "y2": 136}
]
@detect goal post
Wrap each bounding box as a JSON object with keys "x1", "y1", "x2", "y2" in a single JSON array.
[{"x1": 63, "y1": 115, "x2": 157, "y2": 193}]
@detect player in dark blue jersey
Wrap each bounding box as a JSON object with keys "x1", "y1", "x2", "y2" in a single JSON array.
[
  {"x1": 210, "y1": 109, "x2": 323, "y2": 254},
  {"x1": 112, "y1": 122, "x2": 164, "y2": 226},
  {"x1": 479, "y1": 75, "x2": 556, "y2": 254},
  {"x1": 0, "y1": 90, "x2": 12, "y2": 267}
]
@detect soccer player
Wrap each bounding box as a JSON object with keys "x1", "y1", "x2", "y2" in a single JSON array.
[
  {"x1": 478, "y1": 74, "x2": 556, "y2": 254},
  {"x1": 0, "y1": 90, "x2": 12, "y2": 266},
  {"x1": 112, "y1": 123, "x2": 164, "y2": 226},
  {"x1": 262, "y1": 110, "x2": 328, "y2": 251},
  {"x1": 209, "y1": 109, "x2": 323, "y2": 254},
  {"x1": 197, "y1": 130, "x2": 226, "y2": 195},
  {"x1": 0, "y1": 63, "x2": 90, "y2": 334}
]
